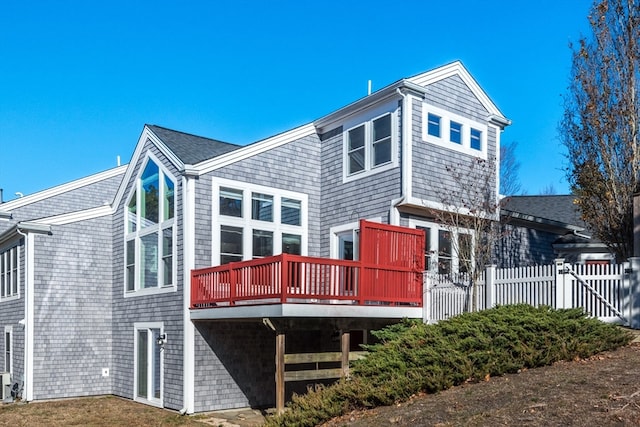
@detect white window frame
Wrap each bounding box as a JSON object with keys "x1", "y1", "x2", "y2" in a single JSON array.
[
  {"x1": 342, "y1": 102, "x2": 399, "y2": 183},
  {"x1": 4, "y1": 326, "x2": 12, "y2": 374},
  {"x1": 124, "y1": 153, "x2": 177, "y2": 297},
  {"x1": 409, "y1": 219, "x2": 474, "y2": 274},
  {"x1": 0, "y1": 245, "x2": 19, "y2": 301},
  {"x1": 212, "y1": 178, "x2": 308, "y2": 265},
  {"x1": 422, "y1": 103, "x2": 488, "y2": 159},
  {"x1": 133, "y1": 322, "x2": 164, "y2": 408}
]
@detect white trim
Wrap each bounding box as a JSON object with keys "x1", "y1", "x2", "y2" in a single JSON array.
[
  {"x1": 408, "y1": 61, "x2": 505, "y2": 119},
  {"x1": 182, "y1": 175, "x2": 195, "y2": 414},
  {"x1": 492, "y1": 123, "x2": 501, "y2": 201},
  {"x1": 196, "y1": 124, "x2": 317, "y2": 175},
  {"x1": 0, "y1": 166, "x2": 126, "y2": 211},
  {"x1": 408, "y1": 218, "x2": 474, "y2": 274},
  {"x1": 400, "y1": 92, "x2": 413, "y2": 199},
  {"x1": 133, "y1": 321, "x2": 165, "y2": 408},
  {"x1": 23, "y1": 232, "x2": 34, "y2": 401},
  {"x1": 212, "y1": 178, "x2": 308, "y2": 265},
  {"x1": 0, "y1": 245, "x2": 20, "y2": 302},
  {"x1": 31, "y1": 205, "x2": 112, "y2": 226},
  {"x1": 422, "y1": 103, "x2": 488, "y2": 159}
]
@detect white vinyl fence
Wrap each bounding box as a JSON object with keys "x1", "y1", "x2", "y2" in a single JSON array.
[{"x1": 424, "y1": 258, "x2": 640, "y2": 328}]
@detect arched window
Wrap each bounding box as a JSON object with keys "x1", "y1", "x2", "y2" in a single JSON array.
[{"x1": 125, "y1": 158, "x2": 176, "y2": 293}]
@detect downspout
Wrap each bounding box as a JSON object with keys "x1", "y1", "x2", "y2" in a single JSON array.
[
  {"x1": 181, "y1": 168, "x2": 197, "y2": 414},
  {"x1": 16, "y1": 227, "x2": 34, "y2": 402}
]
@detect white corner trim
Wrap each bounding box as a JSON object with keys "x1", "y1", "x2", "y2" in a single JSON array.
[
  {"x1": 195, "y1": 123, "x2": 317, "y2": 175},
  {"x1": 182, "y1": 175, "x2": 196, "y2": 414},
  {"x1": 0, "y1": 166, "x2": 127, "y2": 211},
  {"x1": 23, "y1": 232, "x2": 34, "y2": 401},
  {"x1": 30, "y1": 205, "x2": 113, "y2": 226}
]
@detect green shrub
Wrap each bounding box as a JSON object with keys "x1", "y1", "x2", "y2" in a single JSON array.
[{"x1": 265, "y1": 305, "x2": 633, "y2": 427}]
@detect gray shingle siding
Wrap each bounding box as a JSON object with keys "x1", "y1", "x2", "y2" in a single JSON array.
[
  {"x1": 496, "y1": 224, "x2": 558, "y2": 268},
  {"x1": 111, "y1": 138, "x2": 185, "y2": 410},
  {"x1": 0, "y1": 173, "x2": 123, "y2": 235},
  {"x1": 31, "y1": 218, "x2": 113, "y2": 399},
  {"x1": 412, "y1": 76, "x2": 497, "y2": 204}
]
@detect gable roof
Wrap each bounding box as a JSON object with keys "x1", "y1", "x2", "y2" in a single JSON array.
[{"x1": 146, "y1": 125, "x2": 241, "y2": 165}]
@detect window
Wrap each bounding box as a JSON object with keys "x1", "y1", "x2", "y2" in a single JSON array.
[
  {"x1": 4, "y1": 326, "x2": 11, "y2": 374},
  {"x1": 0, "y1": 246, "x2": 18, "y2": 299},
  {"x1": 281, "y1": 198, "x2": 301, "y2": 226},
  {"x1": 470, "y1": 128, "x2": 482, "y2": 151},
  {"x1": 214, "y1": 180, "x2": 307, "y2": 265},
  {"x1": 422, "y1": 104, "x2": 488, "y2": 158},
  {"x1": 282, "y1": 234, "x2": 301, "y2": 255},
  {"x1": 343, "y1": 110, "x2": 397, "y2": 180},
  {"x1": 372, "y1": 114, "x2": 392, "y2": 166},
  {"x1": 134, "y1": 323, "x2": 163, "y2": 407},
  {"x1": 220, "y1": 226, "x2": 243, "y2": 264},
  {"x1": 347, "y1": 125, "x2": 365, "y2": 174},
  {"x1": 427, "y1": 113, "x2": 441, "y2": 137},
  {"x1": 450, "y1": 121, "x2": 462, "y2": 144},
  {"x1": 220, "y1": 187, "x2": 243, "y2": 217},
  {"x1": 412, "y1": 220, "x2": 474, "y2": 275},
  {"x1": 252, "y1": 193, "x2": 273, "y2": 222},
  {"x1": 125, "y1": 157, "x2": 176, "y2": 295}
]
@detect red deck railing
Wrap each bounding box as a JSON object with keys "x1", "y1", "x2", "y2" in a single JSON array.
[{"x1": 190, "y1": 253, "x2": 423, "y2": 308}]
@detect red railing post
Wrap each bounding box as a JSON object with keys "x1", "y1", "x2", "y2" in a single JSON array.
[
  {"x1": 229, "y1": 263, "x2": 237, "y2": 306},
  {"x1": 281, "y1": 253, "x2": 289, "y2": 303}
]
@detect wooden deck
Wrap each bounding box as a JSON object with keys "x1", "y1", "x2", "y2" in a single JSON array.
[{"x1": 190, "y1": 253, "x2": 423, "y2": 309}]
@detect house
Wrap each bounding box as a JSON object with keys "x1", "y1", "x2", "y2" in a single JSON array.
[
  {"x1": 499, "y1": 195, "x2": 615, "y2": 266},
  {"x1": 0, "y1": 61, "x2": 510, "y2": 412}
]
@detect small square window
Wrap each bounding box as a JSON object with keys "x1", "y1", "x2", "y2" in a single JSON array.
[
  {"x1": 220, "y1": 188, "x2": 243, "y2": 217},
  {"x1": 470, "y1": 128, "x2": 482, "y2": 150},
  {"x1": 281, "y1": 198, "x2": 301, "y2": 225},
  {"x1": 450, "y1": 121, "x2": 462, "y2": 144},
  {"x1": 252, "y1": 230, "x2": 273, "y2": 258},
  {"x1": 252, "y1": 193, "x2": 273, "y2": 222},
  {"x1": 427, "y1": 113, "x2": 441, "y2": 137},
  {"x1": 221, "y1": 226, "x2": 243, "y2": 264}
]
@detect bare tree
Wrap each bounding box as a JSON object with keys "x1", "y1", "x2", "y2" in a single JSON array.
[
  {"x1": 500, "y1": 141, "x2": 522, "y2": 195},
  {"x1": 560, "y1": 0, "x2": 639, "y2": 261},
  {"x1": 540, "y1": 183, "x2": 557, "y2": 195},
  {"x1": 430, "y1": 156, "x2": 504, "y2": 311}
]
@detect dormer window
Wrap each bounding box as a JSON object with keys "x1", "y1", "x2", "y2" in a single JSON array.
[
  {"x1": 343, "y1": 106, "x2": 398, "y2": 182},
  {"x1": 124, "y1": 157, "x2": 176, "y2": 295}
]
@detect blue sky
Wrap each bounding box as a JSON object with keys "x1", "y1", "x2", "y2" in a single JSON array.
[{"x1": 0, "y1": 1, "x2": 592, "y2": 201}]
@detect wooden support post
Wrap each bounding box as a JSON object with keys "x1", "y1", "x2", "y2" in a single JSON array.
[
  {"x1": 276, "y1": 332, "x2": 285, "y2": 414},
  {"x1": 341, "y1": 331, "x2": 350, "y2": 378}
]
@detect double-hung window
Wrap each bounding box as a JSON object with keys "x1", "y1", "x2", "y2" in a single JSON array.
[
  {"x1": 214, "y1": 179, "x2": 307, "y2": 264},
  {"x1": 0, "y1": 246, "x2": 18, "y2": 299},
  {"x1": 343, "y1": 108, "x2": 397, "y2": 181},
  {"x1": 125, "y1": 157, "x2": 176, "y2": 295}
]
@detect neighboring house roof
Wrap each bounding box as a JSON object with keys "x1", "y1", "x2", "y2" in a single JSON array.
[
  {"x1": 502, "y1": 195, "x2": 586, "y2": 230},
  {"x1": 146, "y1": 125, "x2": 241, "y2": 165}
]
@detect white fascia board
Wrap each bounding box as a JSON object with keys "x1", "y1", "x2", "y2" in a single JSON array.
[
  {"x1": 399, "y1": 197, "x2": 499, "y2": 221},
  {"x1": 0, "y1": 165, "x2": 127, "y2": 211},
  {"x1": 17, "y1": 222, "x2": 52, "y2": 234},
  {"x1": 314, "y1": 83, "x2": 406, "y2": 133},
  {"x1": 0, "y1": 211, "x2": 12, "y2": 220},
  {"x1": 407, "y1": 61, "x2": 510, "y2": 126},
  {"x1": 30, "y1": 205, "x2": 113, "y2": 226},
  {"x1": 194, "y1": 123, "x2": 317, "y2": 175}
]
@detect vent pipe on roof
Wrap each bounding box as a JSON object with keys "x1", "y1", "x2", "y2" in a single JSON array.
[
  {"x1": 0, "y1": 188, "x2": 3, "y2": 204},
  {"x1": 368, "y1": 80, "x2": 372, "y2": 95},
  {"x1": 117, "y1": 155, "x2": 121, "y2": 167}
]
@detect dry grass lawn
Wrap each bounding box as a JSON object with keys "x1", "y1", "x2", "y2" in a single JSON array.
[{"x1": 0, "y1": 396, "x2": 208, "y2": 426}]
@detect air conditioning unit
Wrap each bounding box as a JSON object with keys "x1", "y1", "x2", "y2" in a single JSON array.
[{"x1": 0, "y1": 372, "x2": 10, "y2": 401}]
